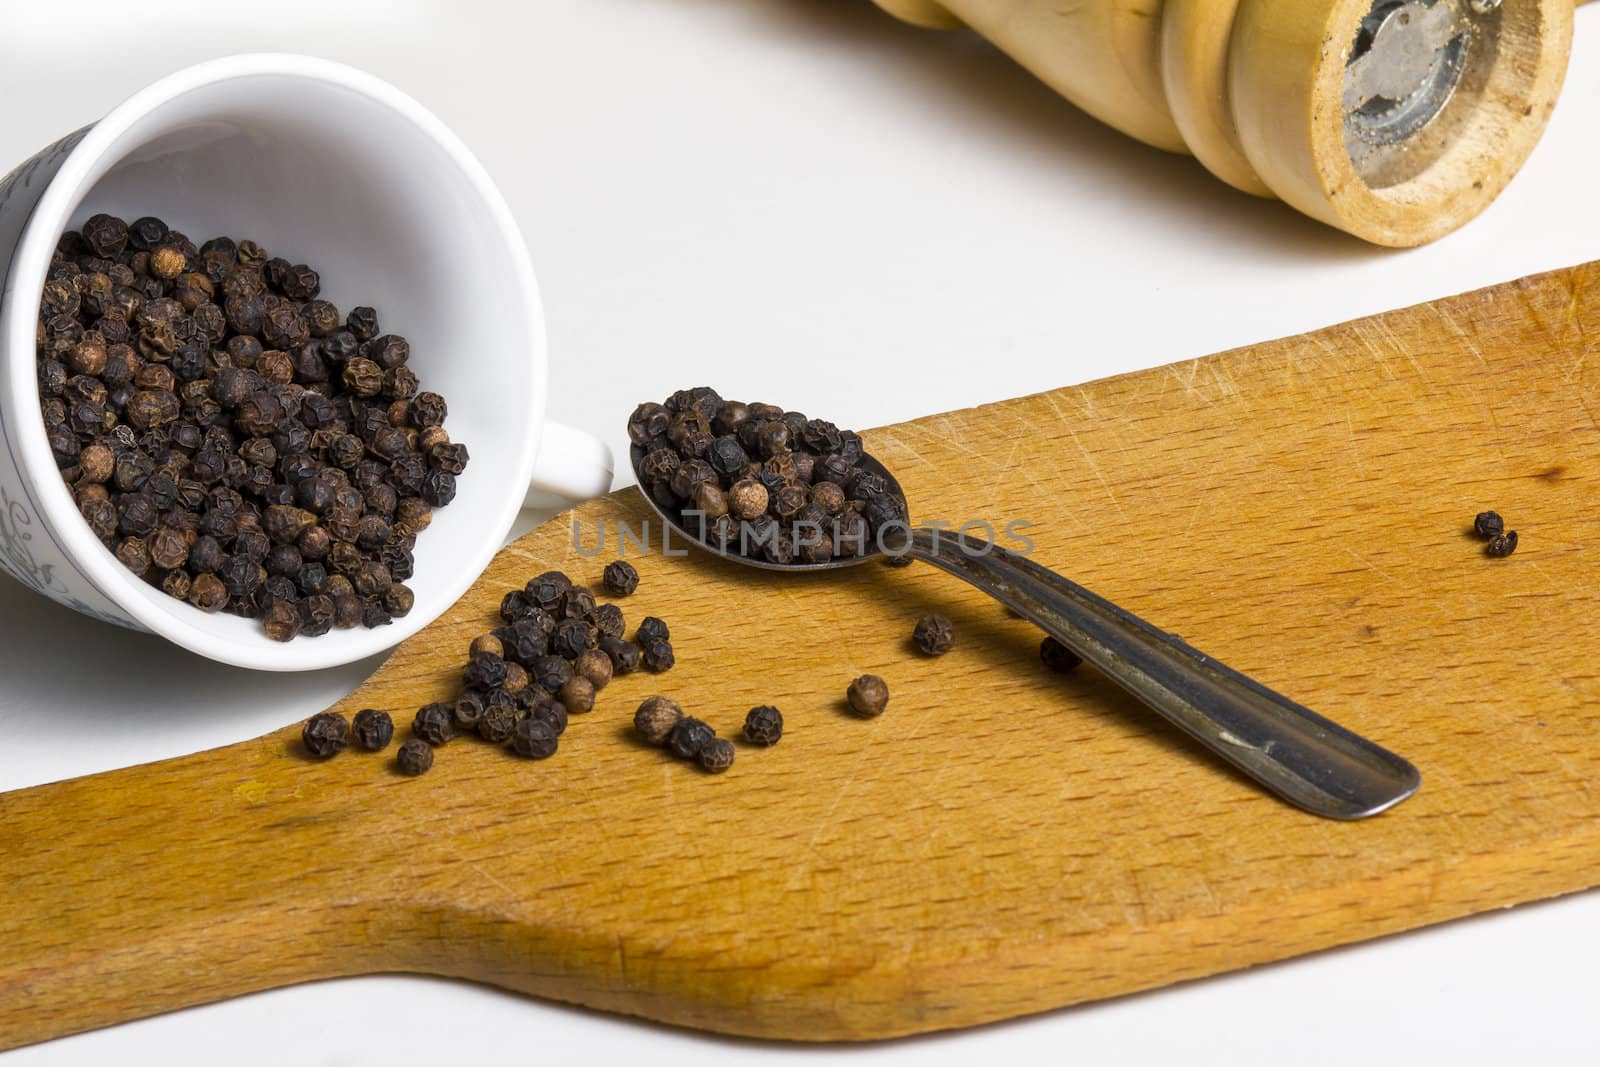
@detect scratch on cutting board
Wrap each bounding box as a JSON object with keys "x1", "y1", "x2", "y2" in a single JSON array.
[
  {"x1": 470, "y1": 861, "x2": 516, "y2": 899},
  {"x1": 1039, "y1": 392, "x2": 1125, "y2": 515},
  {"x1": 1429, "y1": 305, "x2": 1491, "y2": 370},
  {"x1": 1336, "y1": 544, "x2": 1398, "y2": 584}
]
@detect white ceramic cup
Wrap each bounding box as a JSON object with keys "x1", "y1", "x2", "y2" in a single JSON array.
[{"x1": 0, "y1": 54, "x2": 613, "y2": 671}]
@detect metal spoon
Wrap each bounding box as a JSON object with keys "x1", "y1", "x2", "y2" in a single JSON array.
[{"x1": 631, "y1": 447, "x2": 1421, "y2": 820}]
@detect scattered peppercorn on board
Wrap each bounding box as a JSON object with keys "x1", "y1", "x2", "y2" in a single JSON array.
[{"x1": 4, "y1": 260, "x2": 1600, "y2": 1049}]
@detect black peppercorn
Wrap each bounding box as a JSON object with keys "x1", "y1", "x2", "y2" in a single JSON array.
[
  {"x1": 559, "y1": 586, "x2": 597, "y2": 621},
  {"x1": 602, "y1": 559, "x2": 639, "y2": 596},
  {"x1": 531, "y1": 699, "x2": 568, "y2": 736},
  {"x1": 412, "y1": 702, "x2": 456, "y2": 746},
  {"x1": 531, "y1": 654, "x2": 574, "y2": 693},
  {"x1": 591, "y1": 603, "x2": 625, "y2": 640},
  {"x1": 351, "y1": 708, "x2": 395, "y2": 751},
  {"x1": 510, "y1": 718, "x2": 559, "y2": 759},
  {"x1": 600, "y1": 635, "x2": 642, "y2": 675},
  {"x1": 462, "y1": 651, "x2": 509, "y2": 691},
  {"x1": 477, "y1": 700, "x2": 517, "y2": 743},
  {"x1": 697, "y1": 737, "x2": 735, "y2": 773},
  {"x1": 667, "y1": 717, "x2": 715, "y2": 760},
  {"x1": 635, "y1": 616, "x2": 670, "y2": 645},
  {"x1": 846, "y1": 674, "x2": 889, "y2": 717},
  {"x1": 302, "y1": 711, "x2": 349, "y2": 758},
  {"x1": 1473, "y1": 511, "x2": 1505, "y2": 539},
  {"x1": 742, "y1": 705, "x2": 783, "y2": 746},
  {"x1": 1040, "y1": 636, "x2": 1084, "y2": 673},
  {"x1": 912, "y1": 614, "x2": 956, "y2": 656},
  {"x1": 642, "y1": 639, "x2": 675, "y2": 673},
  {"x1": 552, "y1": 617, "x2": 598, "y2": 659},
  {"x1": 453, "y1": 689, "x2": 487, "y2": 730},
  {"x1": 396, "y1": 738, "x2": 434, "y2": 776},
  {"x1": 1486, "y1": 530, "x2": 1519, "y2": 558}
]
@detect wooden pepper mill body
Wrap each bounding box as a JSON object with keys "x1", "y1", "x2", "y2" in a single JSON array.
[{"x1": 872, "y1": 0, "x2": 1584, "y2": 246}]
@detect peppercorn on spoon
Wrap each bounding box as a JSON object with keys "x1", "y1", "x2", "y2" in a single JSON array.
[{"x1": 630, "y1": 448, "x2": 1421, "y2": 820}]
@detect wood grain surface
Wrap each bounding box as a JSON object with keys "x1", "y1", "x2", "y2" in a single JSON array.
[{"x1": 3, "y1": 260, "x2": 1599, "y2": 1049}]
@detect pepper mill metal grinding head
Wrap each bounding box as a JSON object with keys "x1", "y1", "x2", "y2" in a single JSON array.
[{"x1": 871, "y1": 0, "x2": 1588, "y2": 246}]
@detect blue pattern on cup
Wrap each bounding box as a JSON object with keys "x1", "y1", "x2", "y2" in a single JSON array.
[{"x1": 0, "y1": 126, "x2": 140, "y2": 628}]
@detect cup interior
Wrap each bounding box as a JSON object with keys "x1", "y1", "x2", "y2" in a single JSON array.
[{"x1": 8, "y1": 58, "x2": 545, "y2": 670}]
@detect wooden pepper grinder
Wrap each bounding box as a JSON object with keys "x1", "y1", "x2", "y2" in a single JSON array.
[{"x1": 871, "y1": 0, "x2": 1590, "y2": 246}]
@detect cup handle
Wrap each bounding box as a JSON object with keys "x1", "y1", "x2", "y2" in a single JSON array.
[{"x1": 523, "y1": 419, "x2": 615, "y2": 509}]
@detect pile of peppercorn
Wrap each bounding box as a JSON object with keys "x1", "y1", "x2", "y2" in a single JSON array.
[
  {"x1": 301, "y1": 563, "x2": 673, "y2": 774},
  {"x1": 628, "y1": 387, "x2": 907, "y2": 565},
  {"x1": 36, "y1": 213, "x2": 467, "y2": 640}
]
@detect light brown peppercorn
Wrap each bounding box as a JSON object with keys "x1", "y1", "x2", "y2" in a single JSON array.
[
  {"x1": 633, "y1": 696, "x2": 683, "y2": 745},
  {"x1": 846, "y1": 674, "x2": 890, "y2": 717},
  {"x1": 470, "y1": 632, "x2": 504, "y2": 659},
  {"x1": 187, "y1": 572, "x2": 228, "y2": 612},
  {"x1": 558, "y1": 676, "x2": 596, "y2": 714},
  {"x1": 692, "y1": 481, "x2": 728, "y2": 521},
  {"x1": 574, "y1": 648, "x2": 614, "y2": 690},
  {"x1": 502, "y1": 661, "x2": 530, "y2": 694},
  {"x1": 149, "y1": 245, "x2": 187, "y2": 280},
  {"x1": 727, "y1": 477, "x2": 768, "y2": 520}
]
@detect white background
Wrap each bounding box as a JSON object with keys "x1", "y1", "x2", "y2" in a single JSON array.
[{"x1": 2, "y1": 1, "x2": 1598, "y2": 1062}]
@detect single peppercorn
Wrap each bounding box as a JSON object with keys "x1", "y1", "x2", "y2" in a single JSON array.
[
  {"x1": 697, "y1": 737, "x2": 735, "y2": 773},
  {"x1": 351, "y1": 708, "x2": 395, "y2": 751},
  {"x1": 846, "y1": 674, "x2": 890, "y2": 717},
  {"x1": 263, "y1": 598, "x2": 303, "y2": 642},
  {"x1": 502, "y1": 661, "x2": 531, "y2": 694},
  {"x1": 462, "y1": 650, "x2": 509, "y2": 691},
  {"x1": 412, "y1": 702, "x2": 456, "y2": 746},
  {"x1": 912, "y1": 614, "x2": 956, "y2": 656},
  {"x1": 642, "y1": 639, "x2": 675, "y2": 673},
  {"x1": 574, "y1": 648, "x2": 614, "y2": 690},
  {"x1": 531, "y1": 699, "x2": 569, "y2": 737},
  {"x1": 477, "y1": 701, "x2": 517, "y2": 744},
  {"x1": 558, "y1": 676, "x2": 596, "y2": 714},
  {"x1": 591, "y1": 602, "x2": 626, "y2": 640},
  {"x1": 1486, "y1": 530, "x2": 1519, "y2": 558},
  {"x1": 531, "y1": 654, "x2": 575, "y2": 693},
  {"x1": 600, "y1": 635, "x2": 642, "y2": 675},
  {"x1": 1040, "y1": 636, "x2": 1084, "y2": 673},
  {"x1": 453, "y1": 689, "x2": 487, "y2": 730},
  {"x1": 667, "y1": 716, "x2": 715, "y2": 760},
  {"x1": 301, "y1": 711, "x2": 349, "y2": 758},
  {"x1": 470, "y1": 633, "x2": 505, "y2": 659},
  {"x1": 634, "y1": 696, "x2": 684, "y2": 745},
  {"x1": 1473, "y1": 511, "x2": 1505, "y2": 539},
  {"x1": 396, "y1": 738, "x2": 434, "y2": 776},
  {"x1": 636, "y1": 616, "x2": 670, "y2": 645},
  {"x1": 602, "y1": 559, "x2": 639, "y2": 596},
  {"x1": 552, "y1": 617, "x2": 598, "y2": 659},
  {"x1": 510, "y1": 718, "x2": 559, "y2": 759},
  {"x1": 743, "y1": 705, "x2": 783, "y2": 746}
]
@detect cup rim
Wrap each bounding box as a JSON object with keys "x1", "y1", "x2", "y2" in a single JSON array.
[{"x1": 3, "y1": 53, "x2": 547, "y2": 671}]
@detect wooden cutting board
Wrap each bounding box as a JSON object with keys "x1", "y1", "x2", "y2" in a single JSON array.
[{"x1": 3, "y1": 260, "x2": 1599, "y2": 1050}]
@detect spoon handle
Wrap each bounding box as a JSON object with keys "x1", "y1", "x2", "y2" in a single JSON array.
[{"x1": 904, "y1": 529, "x2": 1420, "y2": 819}]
